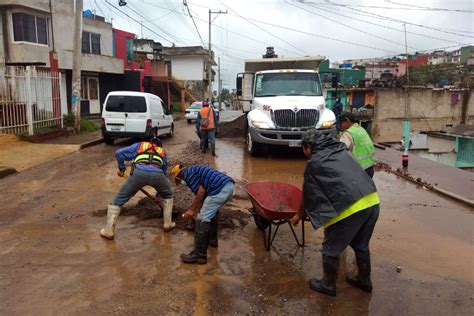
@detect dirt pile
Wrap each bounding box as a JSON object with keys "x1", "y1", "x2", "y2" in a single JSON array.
[
  {"x1": 91, "y1": 139, "x2": 252, "y2": 230},
  {"x1": 218, "y1": 115, "x2": 246, "y2": 138}
]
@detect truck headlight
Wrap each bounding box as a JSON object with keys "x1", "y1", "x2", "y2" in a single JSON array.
[
  {"x1": 321, "y1": 120, "x2": 336, "y2": 129},
  {"x1": 251, "y1": 120, "x2": 272, "y2": 129}
]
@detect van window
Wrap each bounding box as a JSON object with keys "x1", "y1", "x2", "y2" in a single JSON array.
[{"x1": 105, "y1": 96, "x2": 147, "y2": 113}]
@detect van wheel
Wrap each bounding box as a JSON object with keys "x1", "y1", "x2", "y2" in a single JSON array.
[
  {"x1": 167, "y1": 124, "x2": 174, "y2": 138},
  {"x1": 153, "y1": 128, "x2": 158, "y2": 138},
  {"x1": 187, "y1": 119, "x2": 192, "y2": 124},
  {"x1": 104, "y1": 136, "x2": 115, "y2": 145},
  {"x1": 247, "y1": 129, "x2": 262, "y2": 156}
]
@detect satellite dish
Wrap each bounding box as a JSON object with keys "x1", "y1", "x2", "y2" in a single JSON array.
[{"x1": 146, "y1": 54, "x2": 154, "y2": 60}]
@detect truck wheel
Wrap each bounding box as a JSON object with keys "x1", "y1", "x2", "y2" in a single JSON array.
[
  {"x1": 187, "y1": 119, "x2": 192, "y2": 124},
  {"x1": 247, "y1": 129, "x2": 262, "y2": 156},
  {"x1": 104, "y1": 135, "x2": 115, "y2": 145}
]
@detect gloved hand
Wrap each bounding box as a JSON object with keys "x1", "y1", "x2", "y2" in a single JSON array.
[
  {"x1": 117, "y1": 170, "x2": 125, "y2": 178},
  {"x1": 290, "y1": 213, "x2": 302, "y2": 226}
]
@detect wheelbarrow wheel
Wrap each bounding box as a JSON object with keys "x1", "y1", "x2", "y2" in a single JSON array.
[{"x1": 253, "y1": 214, "x2": 270, "y2": 231}]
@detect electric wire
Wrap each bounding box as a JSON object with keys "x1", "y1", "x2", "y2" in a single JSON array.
[
  {"x1": 304, "y1": 2, "x2": 470, "y2": 45},
  {"x1": 290, "y1": 1, "x2": 423, "y2": 50},
  {"x1": 183, "y1": 0, "x2": 205, "y2": 47}
]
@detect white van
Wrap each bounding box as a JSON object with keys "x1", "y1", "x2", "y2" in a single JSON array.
[{"x1": 101, "y1": 91, "x2": 174, "y2": 145}]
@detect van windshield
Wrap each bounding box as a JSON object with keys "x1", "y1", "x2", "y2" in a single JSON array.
[
  {"x1": 254, "y1": 72, "x2": 322, "y2": 97},
  {"x1": 105, "y1": 96, "x2": 147, "y2": 113}
]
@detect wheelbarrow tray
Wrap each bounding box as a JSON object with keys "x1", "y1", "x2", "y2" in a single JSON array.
[{"x1": 244, "y1": 182, "x2": 302, "y2": 221}]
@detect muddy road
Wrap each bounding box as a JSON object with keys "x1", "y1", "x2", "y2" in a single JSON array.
[{"x1": 0, "y1": 119, "x2": 472, "y2": 315}]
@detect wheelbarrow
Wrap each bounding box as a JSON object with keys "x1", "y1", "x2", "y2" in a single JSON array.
[{"x1": 244, "y1": 182, "x2": 306, "y2": 251}]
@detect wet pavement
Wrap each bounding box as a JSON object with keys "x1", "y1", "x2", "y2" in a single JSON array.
[{"x1": 0, "y1": 120, "x2": 473, "y2": 315}]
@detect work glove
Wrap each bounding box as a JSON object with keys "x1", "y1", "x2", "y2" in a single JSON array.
[{"x1": 117, "y1": 170, "x2": 125, "y2": 178}]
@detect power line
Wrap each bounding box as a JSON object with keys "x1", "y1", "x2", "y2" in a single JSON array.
[
  {"x1": 218, "y1": 0, "x2": 311, "y2": 55},
  {"x1": 103, "y1": 0, "x2": 175, "y2": 44},
  {"x1": 291, "y1": 1, "x2": 422, "y2": 50},
  {"x1": 386, "y1": 0, "x2": 474, "y2": 13},
  {"x1": 299, "y1": 1, "x2": 474, "y2": 13},
  {"x1": 186, "y1": 1, "x2": 399, "y2": 54},
  {"x1": 126, "y1": 2, "x2": 184, "y2": 44},
  {"x1": 305, "y1": 3, "x2": 469, "y2": 45},
  {"x1": 183, "y1": 0, "x2": 205, "y2": 46},
  {"x1": 334, "y1": 3, "x2": 474, "y2": 39}
]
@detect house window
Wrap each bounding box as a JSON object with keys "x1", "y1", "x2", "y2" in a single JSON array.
[
  {"x1": 12, "y1": 12, "x2": 48, "y2": 45},
  {"x1": 82, "y1": 31, "x2": 101, "y2": 54},
  {"x1": 81, "y1": 77, "x2": 99, "y2": 100}
]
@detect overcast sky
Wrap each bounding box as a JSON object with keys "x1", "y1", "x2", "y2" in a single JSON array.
[{"x1": 92, "y1": 0, "x2": 474, "y2": 89}]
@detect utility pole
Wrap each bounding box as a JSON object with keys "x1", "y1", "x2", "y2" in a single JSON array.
[
  {"x1": 208, "y1": 9, "x2": 227, "y2": 101},
  {"x1": 72, "y1": 0, "x2": 83, "y2": 133},
  {"x1": 402, "y1": 23, "x2": 410, "y2": 167},
  {"x1": 217, "y1": 57, "x2": 222, "y2": 110}
]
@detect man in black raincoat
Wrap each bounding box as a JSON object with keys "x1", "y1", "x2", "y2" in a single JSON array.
[{"x1": 291, "y1": 129, "x2": 380, "y2": 297}]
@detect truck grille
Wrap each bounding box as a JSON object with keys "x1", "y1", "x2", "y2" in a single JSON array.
[{"x1": 273, "y1": 109, "x2": 319, "y2": 128}]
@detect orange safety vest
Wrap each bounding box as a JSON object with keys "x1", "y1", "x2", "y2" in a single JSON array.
[
  {"x1": 199, "y1": 107, "x2": 215, "y2": 130},
  {"x1": 133, "y1": 142, "x2": 165, "y2": 167}
]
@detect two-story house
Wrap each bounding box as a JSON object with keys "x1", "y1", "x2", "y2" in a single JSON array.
[{"x1": 0, "y1": 0, "x2": 124, "y2": 117}]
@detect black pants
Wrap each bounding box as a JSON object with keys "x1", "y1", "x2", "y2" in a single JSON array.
[{"x1": 322, "y1": 204, "x2": 380, "y2": 258}]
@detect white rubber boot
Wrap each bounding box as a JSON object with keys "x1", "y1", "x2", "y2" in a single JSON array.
[
  {"x1": 163, "y1": 198, "x2": 176, "y2": 232},
  {"x1": 100, "y1": 205, "x2": 121, "y2": 240}
]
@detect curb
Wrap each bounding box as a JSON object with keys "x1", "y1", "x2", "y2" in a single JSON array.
[
  {"x1": 79, "y1": 138, "x2": 104, "y2": 150},
  {"x1": 0, "y1": 167, "x2": 17, "y2": 179},
  {"x1": 379, "y1": 165, "x2": 474, "y2": 208}
]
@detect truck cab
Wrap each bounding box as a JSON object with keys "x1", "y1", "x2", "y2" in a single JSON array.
[{"x1": 237, "y1": 57, "x2": 337, "y2": 156}]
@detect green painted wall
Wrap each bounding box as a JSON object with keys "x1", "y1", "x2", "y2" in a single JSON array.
[{"x1": 319, "y1": 60, "x2": 366, "y2": 86}]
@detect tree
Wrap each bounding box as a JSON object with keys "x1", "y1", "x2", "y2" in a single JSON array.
[{"x1": 219, "y1": 88, "x2": 231, "y2": 102}]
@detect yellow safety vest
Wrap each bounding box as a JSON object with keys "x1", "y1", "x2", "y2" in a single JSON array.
[
  {"x1": 323, "y1": 192, "x2": 380, "y2": 229},
  {"x1": 133, "y1": 142, "x2": 165, "y2": 167}
]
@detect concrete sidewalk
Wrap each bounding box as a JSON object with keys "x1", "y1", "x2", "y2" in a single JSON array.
[
  {"x1": 0, "y1": 131, "x2": 103, "y2": 176},
  {"x1": 376, "y1": 147, "x2": 474, "y2": 206}
]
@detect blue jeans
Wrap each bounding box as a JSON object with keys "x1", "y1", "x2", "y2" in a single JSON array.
[
  {"x1": 198, "y1": 182, "x2": 234, "y2": 222},
  {"x1": 112, "y1": 169, "x2": 172, "y2": 206},
  {"x1": 200, "y1": 128, "x2": 216, "y2": 144}
]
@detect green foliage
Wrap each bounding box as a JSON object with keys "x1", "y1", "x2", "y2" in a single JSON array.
[
  {"x1": 80, "y1": 118, "x2": 99, "y2": 133},
  {"x1": 219, "y1": 88, "x2": 232, "y2": 102},
  {"x1": 62, "y1": 114, "x2": 99, "y2": 133},
  {"x1": 400, "y1": 64, "x2": 473, "y2": 86},
  {"x1": 171, "y1": 102, "x2": 182, "y2": 112}
]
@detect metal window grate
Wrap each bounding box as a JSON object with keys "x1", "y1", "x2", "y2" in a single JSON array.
[{"x1": 273, "y1": 109, "x2": 319, "y2": 128}]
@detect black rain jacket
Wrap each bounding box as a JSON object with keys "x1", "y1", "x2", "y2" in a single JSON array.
[{"x1": 303, "y1": 133, "x2": 377, "y2": 230}]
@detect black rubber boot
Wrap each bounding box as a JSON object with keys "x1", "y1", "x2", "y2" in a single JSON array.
[
  {"x1": 209, "y1": 213, "x2": 219, "y2": 248},
  {"x1": 346, "y1": 250, "x2": 373, "y2": 293},
  {"x1": 309, "y1": 255, "x2": 339, "y2": 297},
  {"x1": 211, "y1": 143, "x2": 216, "y2": 156},
  {"x1": 180, "y1": 220, "x2": 210, "y2": 264}
]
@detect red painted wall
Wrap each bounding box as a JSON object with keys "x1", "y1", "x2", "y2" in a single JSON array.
[{"x1": 112, "y1": 28, "x2": 136, "y2": 69}]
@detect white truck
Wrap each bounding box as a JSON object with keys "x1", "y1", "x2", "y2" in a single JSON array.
[{"x1": 236, "y1": 56, "x2": 337, "y2": 156}]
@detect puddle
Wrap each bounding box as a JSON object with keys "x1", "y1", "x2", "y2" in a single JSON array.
[{"x1": 215, "y1": 138, "x2": 307, "y2": 187}]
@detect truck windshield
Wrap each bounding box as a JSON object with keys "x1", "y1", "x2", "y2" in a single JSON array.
[{"x1": 254, "y1": 72, "x2": 322, "y2": 97}]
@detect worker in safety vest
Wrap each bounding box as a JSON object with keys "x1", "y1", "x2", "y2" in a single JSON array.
[
  {"x1": 196, "y1": 101, "x2": 218, "y2": 156},
  {"x1": 339, "y1": 112, "x2": 376, "y2": 178},
  {"x1": 100, "y1": 138, "x2": 175, "y2": 240},
  {"x1": 291, "y1": 129, "x2": 380, "y2": 297},
  {"x1": 172, "y1": 164, "x2": 234, "y2": 264}
]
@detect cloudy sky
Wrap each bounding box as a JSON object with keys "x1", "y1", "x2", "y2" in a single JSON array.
[{"x1": 91, "y1": 0, "x2": 474, "y2": 89}]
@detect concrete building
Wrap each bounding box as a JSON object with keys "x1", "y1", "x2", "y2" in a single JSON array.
[
  {"x1": 0, "y1": 0, "x2": 124, "y2": 116},
  {"x1": 429, "y1": 50, "x2": 449, "y2": 65},
  {"x1": 161, "y1": 46, "x2": 215, "y2": 102}
]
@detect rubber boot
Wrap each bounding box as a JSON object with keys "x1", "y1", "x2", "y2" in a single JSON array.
[
  {"x1": 309, "y1": 255, "x2": 339, "y2": 297},
  {"x1": 100, "y1": 205, "x2": 121, "y2": 240},
  {"x1": 346, "y1": 250, "x2": 373, "y2": 293},
  {"x1": 209, "y1": 213, "x2": 219, "y2": 248},
  {"x1": 162, "y1": 198, "x2": 176, "y2": 232},
  {"x1": 211, "y1": 143, "x2": 216, "y2": 156},
  {"x1": 180, "y1": 219, "x2": 210, "y2": 264}
]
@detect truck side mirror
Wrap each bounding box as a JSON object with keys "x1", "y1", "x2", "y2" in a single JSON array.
[{"x1": 236, "y1": 75, "x2": 243, "y2": 96}]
